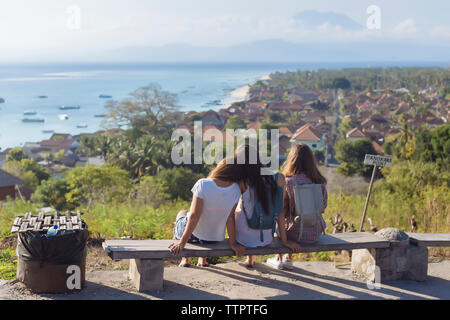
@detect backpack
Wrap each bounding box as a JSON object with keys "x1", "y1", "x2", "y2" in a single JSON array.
[
  {"x1": 243, "y1": 173, "x2": 284, "y2": 242},
  {"x1": 292, "y1": 184, "x2": 325, "y2": 242}
]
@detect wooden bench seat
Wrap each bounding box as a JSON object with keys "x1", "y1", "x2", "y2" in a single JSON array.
[
  {"x1": 103, "y1": 232, "x2": 389, "y2": 292},
  {"x1": 407, "y1": 233, "x2": 450, "y2": 247},
  {"x1": 103, "y1": 232, "x2": 390, "y2": 260}
]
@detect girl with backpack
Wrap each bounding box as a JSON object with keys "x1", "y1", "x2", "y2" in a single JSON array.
[
  {"x1": 169, "y1": 156, "x2": 246, "y2": 267},
  {"x1": 234, "y1": 144, "x2": 301, "y2": 268},
  {"x1": 266, "y1": 144, "x2": 328, "y2": 270}
]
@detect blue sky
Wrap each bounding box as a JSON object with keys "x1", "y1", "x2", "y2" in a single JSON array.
[{"x1": 0, "y1": 0, "x2": 449, "y2": 61}]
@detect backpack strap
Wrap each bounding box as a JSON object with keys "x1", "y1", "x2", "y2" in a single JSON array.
[{"x1": 260, "y1": 216, "x2": 264, "y2": 243}]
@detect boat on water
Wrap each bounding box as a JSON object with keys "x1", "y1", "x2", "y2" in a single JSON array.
[
  {"x1": 42, "y1": 130, "x2": 54, "y2": 134},
  {"x1": 77, "y1": 124, "x2": 88, "y2": 129},
  {"x1": 58, "y1": 114, "x2": 69, "y2": 120},
  {"x1": 59, "y1": 105, "x2": 80, "y2": 110},
  {"x1": 99, "y1": 94, "x2": 113, "y2": 99},
  {"x1": 205, "y1": 100, "x2": 222, "y2": 106},
  {"x1": 38, "y1": 95, "x2": 48, "y2": 99},
  {"x1": 23, "y1": 111, "x2": 37, "y2": 116},
  {"x1": 94, "y1": 114, "x2": 107, "y2": 118},
  {"x1": 22, "y1": 117, "x2": 45, "y2": 123}
]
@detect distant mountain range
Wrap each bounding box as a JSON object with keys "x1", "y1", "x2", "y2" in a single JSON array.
[{"x1": 98, "y1": 39, "x2": 450, "y2": 63}]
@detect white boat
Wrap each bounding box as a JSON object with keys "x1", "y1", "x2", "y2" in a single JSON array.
[
  {"x1": 58, "y1": 114, "x2": 69, "y2": 120},
  {"x1": 59, "y1": 105, "x2": 80, "y2": 110},
  {"x1": 76, "y1": 124, "x2": 88, "y2": 128},
  {"x1": 42, "y1": 130, "x2": 54, "y2": 134},
  {"x1": 22, "y1": 117, "x2": 45, "y2": 123},
  {"x1": 23, "y1": 111, "x2": 37, "y2": 116}
]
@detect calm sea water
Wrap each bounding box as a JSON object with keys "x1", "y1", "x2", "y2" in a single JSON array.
[{"x1": 0, "y1": 61, "x2": 446, "y2": 150}]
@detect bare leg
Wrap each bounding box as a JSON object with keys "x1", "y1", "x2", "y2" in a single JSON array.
[
  {"x1": 277, "y1": 254, "x2": 283, "y2": 261},
  {"x1": 245, "y1": 255, "x2": 255, "y2": 268},
  {"x1": 179, "y1": 257, "x2": 191, "y2": 267},
  {"x1": 176, "y1": 210, "x2": 188, "y2": 220},
  {"x1": 284, "y1": 253, "x2": 292, "y2": 261},
  {"x1": 197, "y1": 257, "x2": 209, "y2": 267},
  {"x1": 177, "y1": 210, "x2": 190, "y2": 267}
]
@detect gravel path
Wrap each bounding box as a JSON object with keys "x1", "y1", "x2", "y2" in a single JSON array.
[{"x1": 1, "y1": 261, "x2": 449, "y2": 300}]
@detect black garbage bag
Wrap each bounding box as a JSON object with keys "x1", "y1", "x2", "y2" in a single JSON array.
[{"x1": 16, "y1": 222, "x2": 89, "y2": 265}]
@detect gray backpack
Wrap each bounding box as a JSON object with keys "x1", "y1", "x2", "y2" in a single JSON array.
[{"x1": 292, "y1": 184, "x2": 325, "y2": 242}]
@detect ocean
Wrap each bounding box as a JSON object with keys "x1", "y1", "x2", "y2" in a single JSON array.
[{"x1": 0, "y1": 61, "x2": 446, "y2": 150}]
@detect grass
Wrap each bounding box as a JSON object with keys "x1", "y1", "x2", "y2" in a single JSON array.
[
  {"x1": 0, "y1": 248, "x2": 17, "y2": 280},
  {"x1": 83, "y1": 199, "x2": 190, "y2": 239}
]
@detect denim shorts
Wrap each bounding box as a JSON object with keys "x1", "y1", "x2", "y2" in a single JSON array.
[{"x1": 173, "y1": 216, "x2": 218, "y2": 244}]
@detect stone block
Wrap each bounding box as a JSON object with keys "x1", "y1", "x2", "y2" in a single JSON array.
[
  {"x1": 351, "y1": 228, "x2": 429, "y2": 283},
  {"x1": 129, "y1": 259, "x2": 164, "y2": 292}
]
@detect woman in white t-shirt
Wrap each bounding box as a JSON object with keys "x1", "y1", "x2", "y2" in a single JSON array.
[{"x1": 169, "y1": 157, "x2": 246, "y2": 267}]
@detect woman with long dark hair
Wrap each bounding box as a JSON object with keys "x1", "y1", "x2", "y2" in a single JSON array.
[{"x1": 234, "y1": 144, "x2": 301, "y2": 268}]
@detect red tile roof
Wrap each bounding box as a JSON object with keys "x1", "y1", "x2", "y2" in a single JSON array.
[
  {"x1": 346, "y1": 128, "x2": 366, "y2": 138},
  {"x1": 371, "y1": 141, "x2": 384, "y2": 155},
  {"x1": 291, "y1": 124, "x2": 321, "y2": 142}
]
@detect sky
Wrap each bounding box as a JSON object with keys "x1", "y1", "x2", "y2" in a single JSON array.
[{"x1": 0, "y1": 0, "x2": 449, "y2": 61}]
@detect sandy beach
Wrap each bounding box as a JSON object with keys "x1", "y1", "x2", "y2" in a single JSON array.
[{"x1": 226, "y1": 74, "x2": 271, "y2": 107}]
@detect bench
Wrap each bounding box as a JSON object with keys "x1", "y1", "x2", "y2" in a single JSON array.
[
  {"x1": 407, "y1": 233, "x2": 450, "y2": 247},
  {"x1": 103, "y1": 232, "x2": 390, "y2": 292},
  {"x1": 351, "y1": 230, "x2": 450, "y2": 283}
]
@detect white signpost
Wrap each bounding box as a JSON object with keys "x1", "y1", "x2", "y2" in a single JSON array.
[{"x1": 360, "y1": 154, "x2": 392, "y2": 232}]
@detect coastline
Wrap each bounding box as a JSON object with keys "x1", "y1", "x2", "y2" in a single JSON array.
[{"x1": 225, "y1": 74, "x2": 271, "y2": 108}]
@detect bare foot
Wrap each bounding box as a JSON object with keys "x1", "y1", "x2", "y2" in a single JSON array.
[
  {"x1": 245, "y1": 256, "x2": 255, "y2": 268},
  {"x1": 179, "y1": 257, "x2": 191, "y2": 267},
  {"x1": 197, "y1": 258, "x2": 209, "y2": 267}
]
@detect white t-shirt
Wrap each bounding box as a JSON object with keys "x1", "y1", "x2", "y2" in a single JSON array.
[
  {"x1": 187, "y1": 178, "x2": 241, "y2": 242},
  {"x1": 235, "y1": 187, "x2": 274, "y2": 247}
]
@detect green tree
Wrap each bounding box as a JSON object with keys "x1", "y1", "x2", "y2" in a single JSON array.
[
  {"x1": 104, "y1": 83, "x2": 179, "y2": 137},
  {"x1": 6, "y1": 147, "x2": 28, "y2": 162},
  {"x1": 336, "y1": 138, "x2": 377, "y2": 177},
  {"x1": 265, "y1": 111, "x2": 285, "y2": 124},
  {"x1": 2, "y1": 159, "x2": 49, "y2": 189},
  {"x1": 64, "y1": 166, "x2": 132, "y2": 208},
  {"x1": 331, "y1": 78, "x2": 351, "y2": 90},
  {"x1": 155, "y1": 167, "x2": 203, "y2": 201},
  {"x1": 414, "y1": 124, "x2": 450, "y2": 167},
  {"x1": 226, "y1": 115, "x2": 246, "y2": 130},
  {"x1": 31, "y1": 178, "x2": 72, "y2": 211},
  {"x1": 53, "y1": 149, "x2": 66, "y2": 163}
]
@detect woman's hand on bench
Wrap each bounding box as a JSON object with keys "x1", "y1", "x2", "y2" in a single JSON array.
[
  {"x1": 230, "y1": 242, "x2": 245, "y2": 257},
  {"x1": 169, "y1": 240, "x2": 186, "y2": 256},
  {"x1": 282, "y1": 240, "x2": 301, "y2": 253}
]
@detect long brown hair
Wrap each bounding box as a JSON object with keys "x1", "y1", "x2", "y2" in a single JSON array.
[
  {"x1": 208, "y1": 158, "x2": 245, "y2": 184},
  {"x1": 282, "y1": 144, "x2": 327, "y2": 184}
]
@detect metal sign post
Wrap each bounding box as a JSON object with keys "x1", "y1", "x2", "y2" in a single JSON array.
[{"x1": 359, "y1": 154, "x2": 392, "y2": 232}]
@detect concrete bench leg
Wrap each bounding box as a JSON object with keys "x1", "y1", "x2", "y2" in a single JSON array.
[
  {"x1": 129, "y1": 259, "x2": 164, "y2": 292},
  {"x1": 351, "y1": 228, "x2": 428, "y2": 283}
]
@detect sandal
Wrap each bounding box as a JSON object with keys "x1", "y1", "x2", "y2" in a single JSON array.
[
  {"x1": 179, "y1": 262, "x2": 191, "y2": 268},
  {"x1": 196, "y1": 262, "x2": 210, "y2": 267}
]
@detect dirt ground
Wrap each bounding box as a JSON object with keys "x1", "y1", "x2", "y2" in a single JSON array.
[{"x1": 1, "y1": 260, "x2": 449, "y2": 300}]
